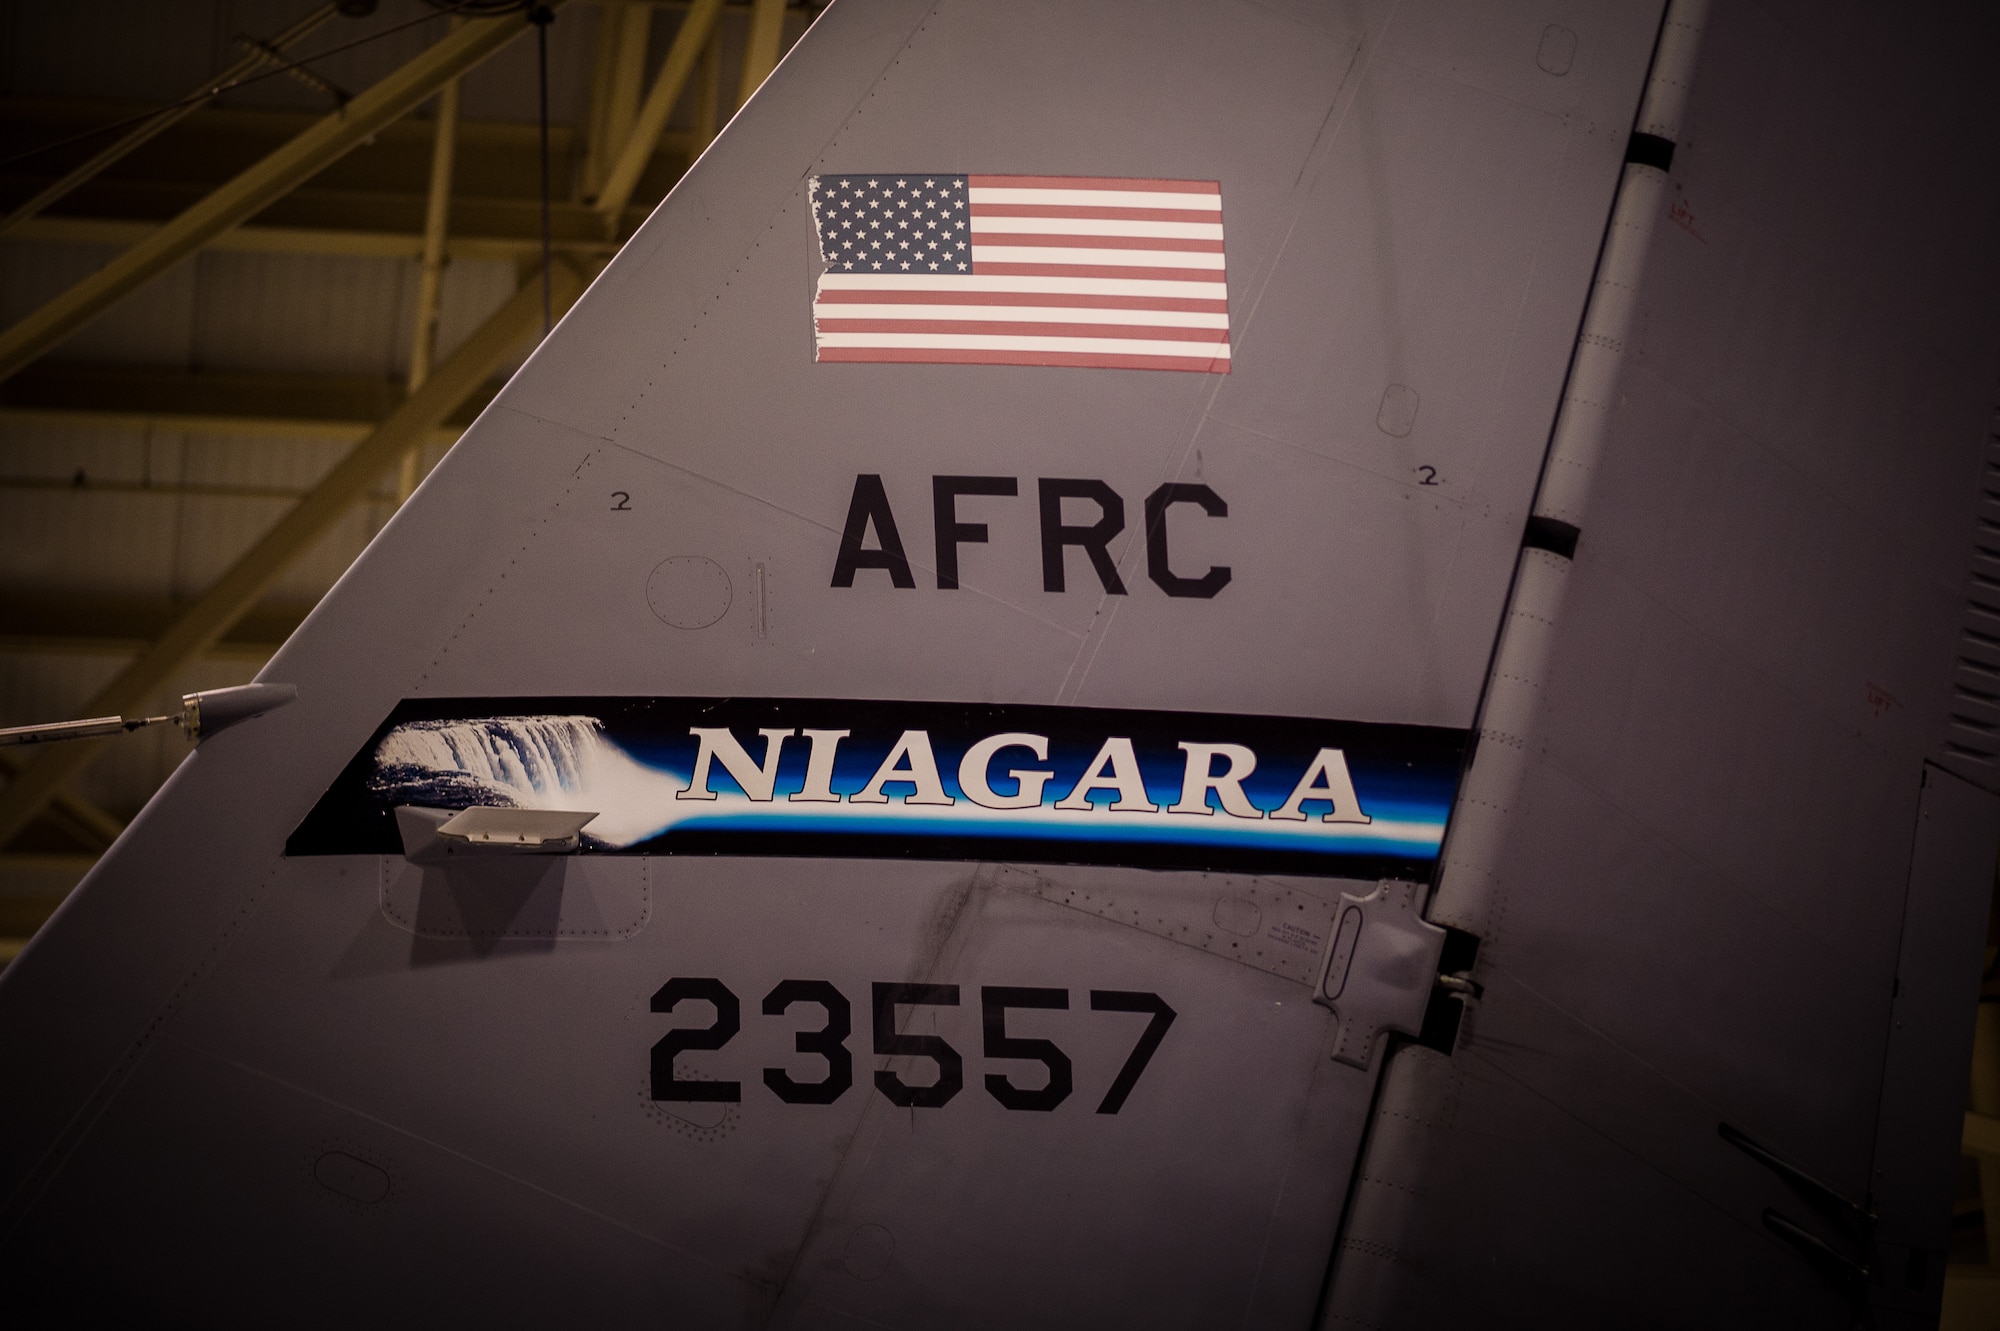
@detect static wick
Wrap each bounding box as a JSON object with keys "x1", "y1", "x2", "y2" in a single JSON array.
[{"x1": 0, "y1": 682, "x2": 298, "y2": 748}]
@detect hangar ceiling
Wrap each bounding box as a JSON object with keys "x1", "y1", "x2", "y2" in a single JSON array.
[{"x1": 0, "y1": 0, "x2": 816, "y2": 951}]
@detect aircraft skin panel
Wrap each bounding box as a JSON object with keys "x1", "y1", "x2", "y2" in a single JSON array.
[
  {"x1": 497, "y1": 0, "x2": 1664, "y2": 726},
  {"x1": 24, "y1": 1033, "x2": 759, "y2": 1327},
  {"x1": 0, "y1": 0, "x2": 1683, "y2": 1323},
  {"x1": 1325, "y1": 3, "x2": 2000, "y2": 1326},
  {"x1": 1198, "y1": 51, "x2": 1625, "y2": 701},
  {"x1": 17, "y1": 852, "x2": 1383, "y2": 1324}
]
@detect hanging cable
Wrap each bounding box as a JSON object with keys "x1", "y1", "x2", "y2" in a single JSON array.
[{"x1": 0, "y1": 5, "x2": 460, "y2": 171}]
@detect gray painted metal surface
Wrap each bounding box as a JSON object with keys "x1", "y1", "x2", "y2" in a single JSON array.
[
  {"x1": 1, "y1": 0, "x2": 1995, "y2": 1325},
  {"x1": 1325, "y1": 1, "x2": 2000, "y2": 1327}
]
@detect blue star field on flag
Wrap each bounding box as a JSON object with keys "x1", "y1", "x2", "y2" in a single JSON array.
[{"x1": 811, "y1": 174, "x2": 972, "y2": 272}]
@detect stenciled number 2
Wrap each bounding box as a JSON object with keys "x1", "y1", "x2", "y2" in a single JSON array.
[{"x1": 650, "y1": 978, "x2": 1175, "y2": 1115}]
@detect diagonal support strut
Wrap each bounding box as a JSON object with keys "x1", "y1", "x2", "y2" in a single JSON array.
[
  {"x1": 0, "y1": 258, "x2": 595, "y2": 850},
  {"x1": 0, "y1": 4, "x2": 566, "y2": 385}
]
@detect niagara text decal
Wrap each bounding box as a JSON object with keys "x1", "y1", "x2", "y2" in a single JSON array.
[{"x1": 286, "y1": 697, "x2": 1467, "y2": 878}]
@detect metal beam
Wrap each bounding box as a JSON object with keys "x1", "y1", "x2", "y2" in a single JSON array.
[
  {"x1": 0, "y1": 258, "x2": 595, "y2": 849},
  {"x1": 0, "y1": 591, "x2": 308, "y2": 659},
  {"x1": 37, "y1": 800, "x2": 120, "y2": 853},
  {"x1": 0, "y1": 890, "x2": 70, "y2": 938},
  {"x1": 1973, "y1": 1006, "x2": 2000, "y2": 1262},
  {"x1": 594, "y1": 1, "x2": 809, "y2": 8},
  {"x1": 693, "y1": 19, "x2": 723, "y2": 149},
  {"x1": 0, "y1": 636, "x2": 276, "y2": 663},
  {"x1": 7, "y1": 209, "x2": 632, "y2": 264},
  {"x1": 0, "y1": 755, "x2": 121, "y2": 850},
  {"x1": 0, "y1": 362, "x2": 488, "y2": 440},
  {"x1": 0, "y1": 7, "x2": 561, "y2": 384},
  {"x1": 401, "y1": 29, "x2": 465, "y2": 503},
  {"x1": 0, "y1": 474, "x2": 405, "y2": 503},
  {"x1": 1, "y1": 93, "x2": 590, "y2": 197},
  {"x1": 1946, "y1": 1269, "x2": 2000, "y2": 1329},
  {"x1": 737, "y1": 0, "x2": 788, "y2": 111},
  {"x1": 577, "y1": 6, "x2": 621, "y2": 202},
  {"x1": 1, "y1": 97, "x2": 685, "y2": 257},
  {"x1": 0, "y1": 855, "x2": 97, "y2": 875},
  {"x1": 0, "y1": 5, "x2": 337, "y2": 237},
  {"x1": 407, "y1": 68, "x2": 463, "y2": 398},
  {"x1": 0, "y1": 403, "x2": 463, "y2": 447},
  {"x1": 0, "y1": 860, "x2": 90, "y2": 963},
  {"x1": 0, "y1": 874, "x2": 80, "y2": 968},
  {"x1": 583, "y1": 2, "x2": 654, "y2": 203},
  {"x1": 593, "y1": 0, "x2": 725, "y2": 226},
  {"x1": 1966, "y1": 1107, "x2": 2000, "y2": 1160}
]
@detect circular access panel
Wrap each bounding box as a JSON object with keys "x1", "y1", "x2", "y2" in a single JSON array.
[
  {"x1": 842, "y1": 1224, "x2": 895, "y2": 1281},
  {"x1": 647, "y1": 556, "x2": 732, "y2": 629}
]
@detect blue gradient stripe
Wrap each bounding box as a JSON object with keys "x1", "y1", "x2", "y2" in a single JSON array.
[{"x1": 287, "y1": 696, "x2": 1470, "y2": 877}]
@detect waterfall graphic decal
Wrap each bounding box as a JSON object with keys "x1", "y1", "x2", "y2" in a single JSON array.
[{"x1": 289, "y1": 697, "x2": 1469, "y2": 879}]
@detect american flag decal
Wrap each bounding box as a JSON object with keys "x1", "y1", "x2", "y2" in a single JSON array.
[{"x1": 808, "y1": 174, "x2": 1231, "y2": 374}]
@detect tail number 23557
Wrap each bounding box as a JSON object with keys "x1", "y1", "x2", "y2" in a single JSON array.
[{"x1": 649, "y1": 978, "x2": 1175, "y2": 1115}]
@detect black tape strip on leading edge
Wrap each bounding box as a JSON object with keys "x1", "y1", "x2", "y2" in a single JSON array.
[
  {"x1": 1625, "y1": 131, "x2": 1676, "y2": 172},
  {"x1": 1523, "y1": 515, "x2": 1581, "y2": 560}
]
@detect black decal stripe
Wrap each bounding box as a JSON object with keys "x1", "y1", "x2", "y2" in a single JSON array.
[
  {"x1": 1523, "y1": 515, "x2": 1581, "y2": 560},
  {"x1": 1625, "y1": 131, "x2": 1676, "y2": 172}
]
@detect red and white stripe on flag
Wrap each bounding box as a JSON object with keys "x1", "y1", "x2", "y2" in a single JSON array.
[{"x1": 810, "y1": 175, "x2": 1231, "y2": 374}]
